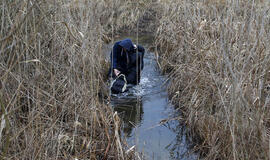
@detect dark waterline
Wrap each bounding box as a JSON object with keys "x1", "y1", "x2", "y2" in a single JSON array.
[{"x1": 107, "y1": 34, "x2": 197, "y2": 160}]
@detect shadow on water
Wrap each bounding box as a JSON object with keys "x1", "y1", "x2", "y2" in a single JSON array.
[{"x1": 107, "y1": 34, "x2": 198, "y2": 160}]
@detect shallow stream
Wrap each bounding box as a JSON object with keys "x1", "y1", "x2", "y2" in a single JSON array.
[{"x1": 107, "y1": 34, "x2": 197, "y2": 160}]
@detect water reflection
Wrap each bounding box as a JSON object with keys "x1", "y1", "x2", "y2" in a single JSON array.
[
  {"x1": 111, "y1": 97, "x2": 143, "y2": 137},
  {"x1": 163, "y1": 120, "x2": 198, "y2": 160}
]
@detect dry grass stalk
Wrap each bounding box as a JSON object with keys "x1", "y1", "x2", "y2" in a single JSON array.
[
  {"x1": 0, "y1": 0, "x2": 143, "y2": 159},
  {"x1": 155, "y1": 0, "x2": 270, "y2": 159}
]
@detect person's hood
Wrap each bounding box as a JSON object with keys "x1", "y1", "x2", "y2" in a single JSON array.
[{"x1": 119, "y1": 38, "x2": 135, "y2": 52}]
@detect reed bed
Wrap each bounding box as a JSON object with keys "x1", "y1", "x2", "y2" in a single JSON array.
[
  {"x1": 0, "y1": 0, "x2": 141, "y2": 159},
  {"x1": 155, "y1": 0, "x2": 270, "y2": 159}
]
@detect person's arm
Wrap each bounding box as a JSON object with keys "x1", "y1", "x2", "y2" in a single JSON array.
[
  {"x1": 140, "y1": 51, "x2": 144, "y2": 70},
  {"x1": 137, "y1": 45, "x2": 144, "y2": 70},
  {"x1": 111, "y1": 43, "x2": 121, "y2": 76},
  {"x1": 137, "y1": 44, "x2": 145, "y2": 54}
]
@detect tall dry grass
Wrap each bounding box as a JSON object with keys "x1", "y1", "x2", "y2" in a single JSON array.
[
  {"x1": 0, "y1": 0, "x2": 143, "y2": 159},
  {"x1": 155, "y1": 0, "x2": 270, "y2": 159}
]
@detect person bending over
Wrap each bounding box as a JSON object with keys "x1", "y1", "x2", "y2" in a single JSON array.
[{"x1": 109, "y1": 38, "x2": 145, "y2": 85}]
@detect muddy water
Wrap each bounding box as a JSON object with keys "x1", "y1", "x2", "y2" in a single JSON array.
[{"x1": 107, "y1": 34, "x2": 197, "y2": 160}]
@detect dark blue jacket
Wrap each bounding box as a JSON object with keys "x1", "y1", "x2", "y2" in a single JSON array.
[{"x1": 109, "y1": 38, "x2": 145, "y2": 75}]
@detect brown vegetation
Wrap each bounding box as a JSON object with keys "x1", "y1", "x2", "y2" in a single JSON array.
[
  {"x1": 155, "y1": 0, "x2": 270, "y2": 159},
  {"x1": 0, "y1": 0, "x2": 143, "y2": 159},
  {"x1": 2, "y1": 0, "x2": 269, "y2": 159}
]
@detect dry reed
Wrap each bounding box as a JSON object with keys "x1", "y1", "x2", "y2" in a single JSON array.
[
  {"x1": 155, "y1": 0, "x2": 270, "y2": 159},
  {"x1": 0, "y1": 0, "x2": 142, "y2": 159}
]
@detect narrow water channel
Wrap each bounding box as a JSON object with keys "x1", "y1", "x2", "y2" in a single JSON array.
[{"x1": 107, "y1": 34, "x2": 197, "y2": 160}]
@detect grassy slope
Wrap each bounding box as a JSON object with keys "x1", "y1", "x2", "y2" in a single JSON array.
[{"x1": 155, "y1": 0, "x2": 270, "y2": 159}]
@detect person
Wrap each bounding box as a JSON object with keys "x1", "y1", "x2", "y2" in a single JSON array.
[{"x1": 109, "y1": 38, "x2": 145, "y2": 85}]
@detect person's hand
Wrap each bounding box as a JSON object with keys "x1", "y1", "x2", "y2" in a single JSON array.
[{"x1": 114, "y1": 69, "x2": 120, "y2": 76}]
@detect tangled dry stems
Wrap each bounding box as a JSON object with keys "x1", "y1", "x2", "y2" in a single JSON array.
[
  {"x1": 0, "y1": 0, "x2": 144, "y2": 159},
  {"x1": 155, "y1": 0, "x2": 270, "y2": 159},
  {"x1": 2, "y1": 0, "x2": 269, "y2": 159}
]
